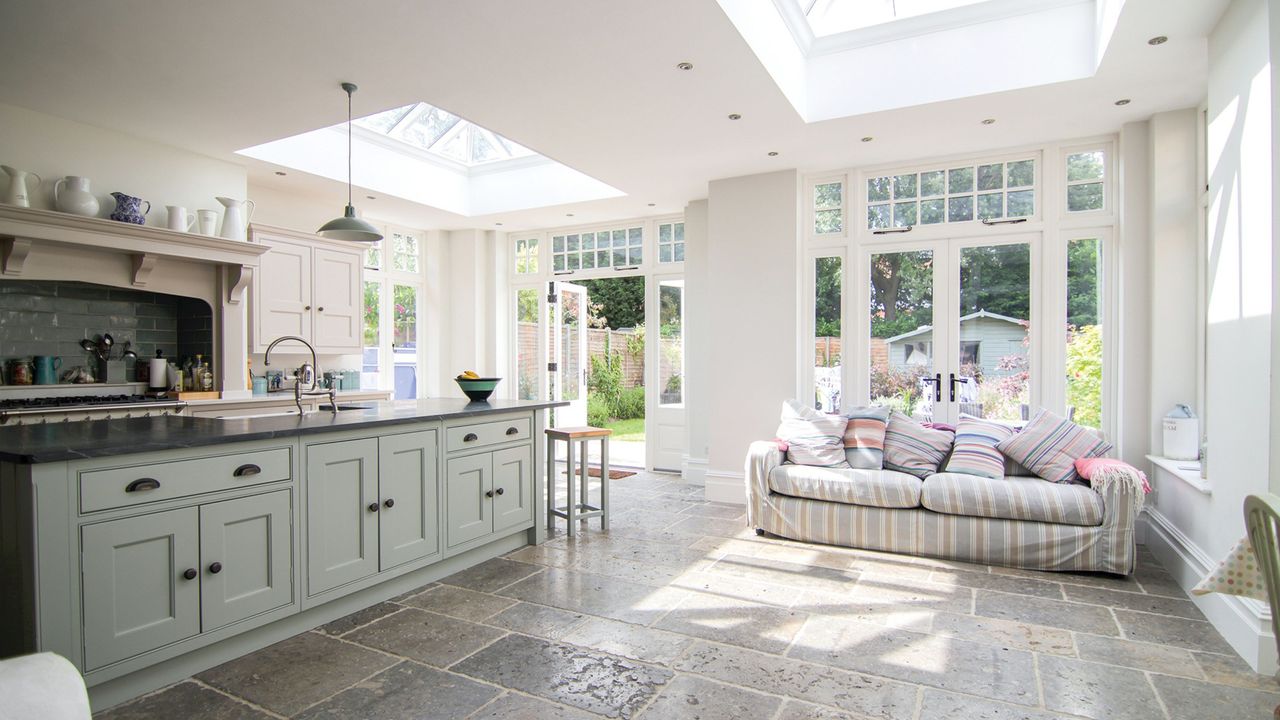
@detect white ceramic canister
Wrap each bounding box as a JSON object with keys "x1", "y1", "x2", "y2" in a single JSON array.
[
  {"x1": 149, "y1": 357, "x2": 169, "y2": 390},
  {"x1": 196, "y1": 209, "x2": 219, "y2": 235}
]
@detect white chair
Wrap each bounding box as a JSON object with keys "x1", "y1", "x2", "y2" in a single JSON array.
[{"x1": 0, "y1": 653, "x2": 91, "y2": 720}]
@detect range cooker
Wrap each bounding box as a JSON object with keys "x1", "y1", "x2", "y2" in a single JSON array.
[{"x1": 0, "y1": 394, "x2": 187, "y2": 424}]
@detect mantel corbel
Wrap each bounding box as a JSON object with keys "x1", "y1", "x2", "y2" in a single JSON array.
[
  {"x1": 131, "y1": 253, "x2": 158, "y2": 287},
  {"x1": 2, "y1": 237, "x2": 32, "y2": 276},
  {"x1": 225, "y1": 264, "x2": 254, "y2": 305}
]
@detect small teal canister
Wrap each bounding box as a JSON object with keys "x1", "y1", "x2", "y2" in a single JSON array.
[{"x1": 252, "y1": 376, "x2": 268, "y2": 396}]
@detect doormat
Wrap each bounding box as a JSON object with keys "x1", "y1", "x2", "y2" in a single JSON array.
[{"x1": 564, "y1": 467, "x2": 636, "y2": 480}]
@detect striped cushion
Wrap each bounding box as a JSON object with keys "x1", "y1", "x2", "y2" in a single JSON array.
[
  {"x1": 882, "y1": 411, "x2": 955, "y2": 479},
  {"x1": 921, "y1": 472, "x2": 1105, "y2": 526},
  {"x1": 776, "y1": 400, "x2": 849, "y2": 468},
  {"x1": 996, "y1": 409, "x2": 1112, "y2": 484},
  {"x1": 943, "y1": 418, "x2": 1015, "y2": 479},
  {"x1": 768, "y1": 464, "x2": 922, "y2": 509},
  {"x1": 841, "y1": 406, "x2": 891, "y2": 469}
]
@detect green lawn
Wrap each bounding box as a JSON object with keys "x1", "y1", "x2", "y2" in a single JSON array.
[{"x1": 603, "y1": 417, "x2": 645, "y2": 442}]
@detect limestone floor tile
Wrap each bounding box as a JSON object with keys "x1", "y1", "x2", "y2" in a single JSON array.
[
  {"x1": 1037, "y1": 655, "x2": 1165, "y2": 720},
  {"x1": 195, "y1": 632, "x2": 397, "y2": 717},
  {"x1": 927, "y1": 568, "x2": 1066, "y2": 600},
  {"x1": 1112, "y1": 609, "x2": 1235, "y2": 654},
  {"x1": 702, "y1": 553, "x2": 861, "y2": 595},
  {"x1": 439, "y1": 557, "x2": 543, "y2": 593},
  {"x1": 672, "y1": 640, "x2": 919, "y2": 719},
  {"x1": 1061, "y1": 583, "x2": 1204, "y2": 620},
  {"x1": 608, "y1": 508, "x2": 689, "y2": 529},
  {"x1": 451, "y1": 633, "x2": 673, "y2": 719},
  {"x1": 486, "y1": 601, "x2": 588, "y2": 640},
  {"x1": 1193, "y1": 650, "x2": 1280, "y2": 691},
  {"x1": 653, "y1": 590, "x2": 809, "y2": 654},
  {"x1": 1133, "y1": 564, "x2": 1187, "y2": 598},
  {"x1": 560, "y1": 615, "x2": 696, "y2": 666},
  {"x1": 293, "y1": 661, "x2": 500, "y2": 719},
  {"x1": 678, "y1": 502, "x2": 748, "y2": 520},
  {"x1": 571, "y1": 552, "x2": 712, "y2": 587},
  {"x1": 974, "y1": 590, "x2": 1120, "y2": 636},
  {"x1": 787, "y1": 614, "x2": 1039, "y2": 707},
  {"x1": 917, "y1": 688, "x2": 1075, "y2": 720},
  {"x1": 637, "y1": 674, "x2": 781, "y2": 720},
  {"x1": 575, "y1": 536, "x2": 716, "y2": 568},
  {"x1": 1074, "y1": 633, "x2": 1204, "y2": 678},
  {"x1": 315, "y1": 601, "x2": 405, "y2": 637},
  {"x1": 928, "y1": 610, "x2": 1076, "y2": 656},
  {"x1": 666, "y1": 515, "x2": 753, "y2": 538},
  {"x1": 342, "y1": 607, "x2": 507, "y2": 668},
  {"x1": 504, "y1": 543, "x2": 577, "y2": 568},
  {"x1": 400, "y1": 584, "x2": 517, "y2": 622},
  {"x1": 497, "y1": 567, "x2": 689, "y2": 625},
  {"x1": 774, "y1": 699, "x2": 874, "y2": 720},
  {"x1": 847, "y1": 573, "x2": 975, "y2": 615},
  {"x1": 95, "y1": 681, "x2": 274, "y2": 720},
  {"x1": 750, "y1": 542, "x2": 861, "y2": 572},
  {"x1": 687, "y1": 536, "x2": 769, "y2": 558},
  {"x1": 469, "y1": 692, "x2": 601, "y2": 720},
  {"x1": 1149, "y1": 672, "x2": 1280, "y2": 720},
  {"x1": 671, "y1": 566, "x2": 801, "y2": 608},
  {"x1": 569, "y1": 523, "x2": 704, "y2": 548},
  {"x1": 791, "y1": 592, "x2": 936, "y2": 632}
]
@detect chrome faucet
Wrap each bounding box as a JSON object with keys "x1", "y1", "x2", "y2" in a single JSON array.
[{"x1": 263, "y1": 335, "x2": 337, "y2": 415}]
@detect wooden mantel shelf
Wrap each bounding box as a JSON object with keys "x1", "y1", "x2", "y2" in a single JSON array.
[{"x1": 0, "y1": 205, "x2": 270, "y2": 281}]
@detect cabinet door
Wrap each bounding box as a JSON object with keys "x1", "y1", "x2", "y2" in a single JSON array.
[
  {"x1": 254, "y1": 238, "x2": 312, "y2": 349},
  {"x1": 311, "y1": 246, "x2": 362, "y2": 352},
  {"x1": 378, "y1": 430, "x2": 439, "y2": 570},
  {"x1": 199, "y1": 491, "x2": 293, "y2": 632},
  {"x1": 81, "y1": 508, "x2": 200, "y2": 670},
  {"x1": 445, "y1": 454, "x2": 491, "y2": 548},
  {"x1": 492, "y1": 445, "x2": 534, "y2": 532},
  {"x1": 307, "y1": 439, "x2": 379, "y2": 595}
]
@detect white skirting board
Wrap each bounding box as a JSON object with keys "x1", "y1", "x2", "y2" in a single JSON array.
[
  {"x1": 705, "y1": 469, "x2": 746, "y2": 505},
  {"x1": 682, "y1": 457, "x2": 708, "y2": 486},
  {"x1": 1140, "y1": 509, "x2": 1277, "y2": 674}
]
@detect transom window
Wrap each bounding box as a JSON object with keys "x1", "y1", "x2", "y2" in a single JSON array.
[
  {"x1": 867, "y1": 159, "x2": 1035, "y2": 229},
  {"x1": 1066, "y1": 150, "x2": 1106, "y2": 212},
  {"x1": 513, "y1": 237, "x2": 540, "y2": 274},
  {"x1": 658, "y1": 222, "x2": 685, "y2": 263},
  {"x1": 814, "y1": 181, "x2": 844, "y2": 234},
  {"x1": 552, "y1": 226, "x2": 643, "y2": 272}
]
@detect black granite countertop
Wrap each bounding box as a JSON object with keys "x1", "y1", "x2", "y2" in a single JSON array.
[{"x1": 0, "y1": 398, "x2": 566, "y2": 464}]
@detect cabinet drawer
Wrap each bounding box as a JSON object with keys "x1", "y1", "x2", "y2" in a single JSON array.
[
  {"x1": 446, "y1": 417, "x2": 531, "y2": 453},
  {"x1": 80, "y1": 448, "x2": 292, "y2": 513}
]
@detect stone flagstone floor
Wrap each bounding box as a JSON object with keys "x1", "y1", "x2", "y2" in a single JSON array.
[{"x1": 98, "y1": 470, "x2": 1280, "y2": 719}]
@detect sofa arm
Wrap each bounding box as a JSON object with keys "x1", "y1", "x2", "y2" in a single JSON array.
[
  {"x1": 745, "y1": 441, "x2": 784, "y2": 528},
  {"x1": 1091, "y1": 468, "x2": 1147, "y2": 574}
]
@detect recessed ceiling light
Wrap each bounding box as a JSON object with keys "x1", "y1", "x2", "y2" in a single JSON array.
[
  {"x1": 676, "y1": 62, "x2": 694, "y2": 71},
  {"x1": 274, "y1": 171, "x2": 287, "y2": 176},
  {"x1": 767, "y1": 151, "x2": 779, "y2": 156},
  {"x1": 728, "y1": 113, "x2": 742, "y2": 120},
  {"x1": 981, "y1": 118, "x2": 996, "y2": 125},
  {"x1": 566, "y1": 213, "x2": 574, "y2": 217},
  {"x1": 647, "y1": 203, "x2": 656, "y2": 207},
  {"x1": 1148, "y1": 35, "x2": 1168, "y2": 45},
  {"x1": 366, "y1": 195, "x2": 376, "y2": 200},
  {"x1": 1114, "y1": 98, "x2": 1131, "y2": 106},
  {"x1": 495, "y1": 222, "x2": 504, "y2": 226},
  {"x1": 861, "y1": 136, "x2": 874, "y2": 143}
]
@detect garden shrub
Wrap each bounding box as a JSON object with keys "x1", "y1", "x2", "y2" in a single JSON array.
[
  {"x1": 587, "y1": 396, "x2": 611, "y2": 427},
  {"x1": 615, "y1": 387, "x2": 646, "y2": 420}
]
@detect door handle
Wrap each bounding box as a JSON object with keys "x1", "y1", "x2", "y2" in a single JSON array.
[
  {"x1": 233, "y1": 463, "x2": 261, "y2": 478},
  {"x1": 126, "y1": 478, "x2": 160, "y2": 493},
  {"x1": 920, "y1": 374, "x2": 941, "y2": 403},
  {"x1": 463, "y1": 433, "x2": 479, "y2": 442},
  {"x1": 949, "y1": 373, "x2": 958, "y2": 402}
]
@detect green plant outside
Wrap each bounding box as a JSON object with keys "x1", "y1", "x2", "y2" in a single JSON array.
[
  {"x1": 603, "y1": 417, "x2": 645, "y2": 442},
  {"x1": 1066, "y1": 324, "x2": 1103, "y2": 428}
]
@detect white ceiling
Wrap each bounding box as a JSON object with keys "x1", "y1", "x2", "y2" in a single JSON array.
[{"x1": 0, "y1": 0, "x2": 1228, "y2": 232}]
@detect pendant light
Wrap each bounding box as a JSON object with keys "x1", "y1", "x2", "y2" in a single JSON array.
[{"x1": 317, "y1": 82, "x2": 383, "y2": 243}]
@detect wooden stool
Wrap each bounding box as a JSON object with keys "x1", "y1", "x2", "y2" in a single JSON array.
[{"x1": 545, "y1": 426, "x2": 611, "y2": 537}]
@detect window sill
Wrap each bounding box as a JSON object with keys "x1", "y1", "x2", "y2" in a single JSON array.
[{"x1": 1146, "y1": 454, "x2": 1210, "y2": 495}]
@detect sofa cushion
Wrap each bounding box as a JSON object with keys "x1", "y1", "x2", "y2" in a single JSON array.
[
  {"x1": 943, "y1": 418, "x2": 1015, "y2": 479},
  {"x1": 883, "y1": 411, "x2": 955, "y2": 479},
  {"x1": 776, "y1": 400, "x2": 849, "y2": 468},
  {"x1": 920, "y1": 472, "x2": 1104, "y2": 527},
  {"x1": 769, "y1": 464, "x2": 923, "y2": 509},
  {"x1": 841, "y1": 405, "x2": 891, "y2": 469},
  {"x1": 996, "y1": 409, "x2": 1112, "y2": 484}
]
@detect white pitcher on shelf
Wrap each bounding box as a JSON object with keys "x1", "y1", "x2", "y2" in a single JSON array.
[
  {"x1": 216, "y1": 196, "x2": 255, "y2": 240},
  {"x1": 2, "y1": 166, "x2": 42, "y2": 207}
]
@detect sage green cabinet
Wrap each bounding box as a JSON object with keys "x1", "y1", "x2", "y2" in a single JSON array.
[
  {"x1": 81, "y1": 508, "x2": 201, "y2": 670},
  {"x1": 306, "y1": 438, "x2": 379, "y2": 595},
  {"x1": 378, "y1": 430, "x2": 440, "y2": 570},
  {"x1": 492, "y1": 445, "x2": 534, "y2": 533},
  {"x1": 199, "y1": 491, "x2": 293, "y2": 632},
  {"x1": 445, "y1": 444, "x2": 533, "y2": 549}
]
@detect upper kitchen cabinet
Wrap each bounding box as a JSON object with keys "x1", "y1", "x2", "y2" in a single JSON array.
[{"x1": 249, "y1": 225, "x2": 363, "y2": 353}]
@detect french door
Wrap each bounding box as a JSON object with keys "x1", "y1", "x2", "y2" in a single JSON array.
[
  {"x1": 858, "y1": 233, "x2": 1038, "y2": 425},
  {"x1": 647, "y1": 275, "x2": 686, "y2": 471},
  {"x1": 551, "y1": 281, "x2": 588, "y2": 427}
]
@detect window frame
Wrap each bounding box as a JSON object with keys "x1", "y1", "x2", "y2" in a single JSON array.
[
  {"x1": 1061, "y1": 143, "x2": 1112, "y2": 217},
  {"x1": 809, "y1": 175, "x2": 848, "y2": 240},
  {"x1": 362, "y1": 223, "x2": 427, "y2": 399}
]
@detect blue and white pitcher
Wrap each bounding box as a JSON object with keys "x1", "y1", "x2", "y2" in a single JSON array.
[{"x1": 109, "y1": 192, "x2": 151, "y2": 225}]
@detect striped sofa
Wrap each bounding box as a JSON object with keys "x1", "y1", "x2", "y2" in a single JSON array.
[{"x1": 745, "y1": 441, "x2": 1142, "y2": 574}]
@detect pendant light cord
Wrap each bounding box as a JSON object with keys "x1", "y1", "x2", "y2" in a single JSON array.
[{"x1": 346, "y1": 86, "x2": 353, "y2": 207}]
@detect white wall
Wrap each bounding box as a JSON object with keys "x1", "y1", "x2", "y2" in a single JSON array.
[
  {"x1": 682, "y1": 199, "x2": 710, "y2": 483},
  {"x1": 696, "y1": 170, "x2": 800, "y2": 503},
  {"x1": 0, "y1": 103, "x2": 246, "y2": 227},
  {"x1": 1117, "y1": 121, "x2": 1152, "y2": 465}
]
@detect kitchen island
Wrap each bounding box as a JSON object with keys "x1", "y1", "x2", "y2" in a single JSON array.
[{"x1": 0, "y1": 398, "x2": 564, "y2": 710}]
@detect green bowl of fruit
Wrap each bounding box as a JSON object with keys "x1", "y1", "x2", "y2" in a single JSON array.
[{"x1": 455, "y1": 373, "x2": 501, "y2": 402}]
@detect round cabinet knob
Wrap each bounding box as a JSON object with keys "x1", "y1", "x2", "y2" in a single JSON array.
[
  {"x1": 495, "y1": 487, "x2": 505, "y2": 496},
  {"x1": 317, "y1": 307, "x2": 325, "y2": 312},
  {"x1": 383, "y1": 498, "x2": 395, "y2": 508},
  {"x1": 368, "y1": 502, "x2": 380, "y2": 513},
  {"x1": 182, "y1": 568, "x2": 197, "y2": 581},
  {"x1": 304, "y1": 305, "x2": 311, "y2": 311},
  {"x1": 485, "y1": 490, "x2": 494, "y2": 498},
  {"x1": 208, "y1": 562, "x2": 223, "y2": 575}
]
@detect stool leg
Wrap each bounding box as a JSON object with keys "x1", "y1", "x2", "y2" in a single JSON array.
[
  {"x1": 565, "y1": 438, "x2": 576, "y2": 538},
  {"x1": 600, "y1": 437, "x2": 610, "y2": 530},
  {"x1": 546, "y1": 436, "x2": 556, "y2": 536},
  {"x1": 579, "y1": 438, "x2": 589, "y2": 525}
]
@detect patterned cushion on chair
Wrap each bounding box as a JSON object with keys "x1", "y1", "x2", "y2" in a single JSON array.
[
  {"x1": 943, "y1": 418, "x2": 1015, "y2": 479},
  {"x1": 769, "y1": 464, "x2": 923, "y2": 509},
  {"x1": 996, "y1": 409, "x2": 1112, "y2": 484},
  {"x1": 883, "y1": 411, "x2": 955, "y2": 479},
  {"x1": 841, "y1": 406, "x2": 891, "y2": 469},
  {"x1": 921, "y1": 472, "x2": 1105, "y2": 526}
]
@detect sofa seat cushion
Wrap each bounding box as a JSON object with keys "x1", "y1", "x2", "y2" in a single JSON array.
[
  {"x1": 769, "y1": 464, "x2": 923, "y2": 509},
  {"x1": 920, "y1": 472, "x2": 1104, "y2": 527}
]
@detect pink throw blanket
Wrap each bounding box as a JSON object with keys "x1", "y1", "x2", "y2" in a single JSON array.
[{"x1": 1075, "y1": 457, "x2": 1151, "y2": 494}]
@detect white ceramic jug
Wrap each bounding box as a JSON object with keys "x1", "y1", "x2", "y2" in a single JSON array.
[
  {"x1": 165, "y1": 205, "x2": 196, "y2": 232},
  {"x1": 53, "y1": 176, "x2": 100, "y2": 217},
  {"x1": 216, "y1": 196, "x2": 255, "y2": 240},
  {"x1": 2, "y1": 166, "x2": 42, "y2": 207}
]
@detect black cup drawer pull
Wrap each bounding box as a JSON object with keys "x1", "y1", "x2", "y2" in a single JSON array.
[
  {"x1": 463, "y1": 433, "x2": 479, "y2": 442},
  {"x1": 233, "y1": 463, "x2": 261, "y2": 478},
  {"x1": 505, "y1": 427, "x2": 520, "y2": 436},
  {"x1": 125, "y1": 478, "x2": 160, "y2": 493}
]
